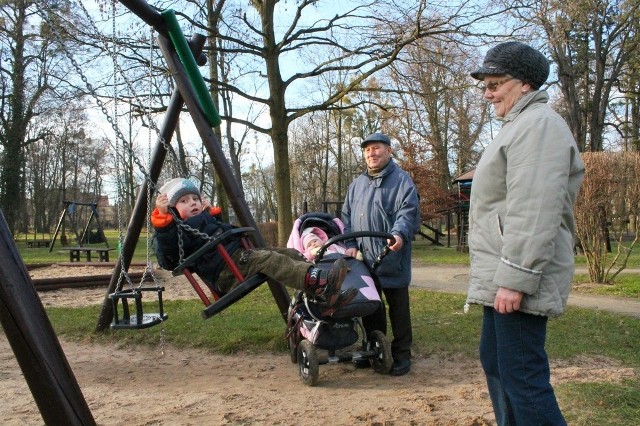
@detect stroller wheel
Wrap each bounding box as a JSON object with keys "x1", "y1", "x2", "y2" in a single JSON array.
[
  {"x1": 297, "y1": 340, "x2": 319, "y2": 386},
  {"x1": 369, "y1": 330, "x2": 393, "y2": 374}
]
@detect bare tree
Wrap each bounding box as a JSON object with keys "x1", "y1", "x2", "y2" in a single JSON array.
[
  {"x1": 196, "y1": 0, "x2": 509, "y2": 244},
  {"x1": 575, "y1": 152, "x2": 640, "y2": 283},
  {"x1": 513, "y1": 0, "x2": 640, "y2": 151},
  {"x1": 289, "y1": 111, "x2": 333, "y2": 213},
  {"x1": 242, "y1": 160, "x2": 277, "y2": 223},
  {"x1": 21, "y1": 99, "x2": 107, "y2": 241},
  {"x1": 386, "y1": 39, "x2": 487, "y2": 191},
  {"x1": 0, "y1": 0, "x2": 63, "y2": 233},
  {"x1": 616, "y1": 15, "x2": 640, "y2": 150}
]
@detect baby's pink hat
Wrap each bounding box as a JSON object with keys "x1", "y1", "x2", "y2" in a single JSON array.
[{"x1": 301, "y1": 227, "x2": 327, "y2": 246}]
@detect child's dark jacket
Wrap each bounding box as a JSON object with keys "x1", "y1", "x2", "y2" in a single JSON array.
[{"x1": 151, "y1": 207, "x2": 239, "y2": 288}]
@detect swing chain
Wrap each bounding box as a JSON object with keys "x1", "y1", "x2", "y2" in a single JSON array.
[
  {"x1": 177, "y1": 223, "x2": 185, "y2": 262},
  {"x1": 170, "y1": 208, "x2": 225, "y2": 264},
  {"x1": 41, "y1": 4, "x2": 222, "y2": 271},
  {"x1": 39, "y1": 3, "x2": 187, "y2": 191},
  {"x1": 42, "y1": 5, "x2": 217, "y2": 240},
  {"x1": 109, "y1": 0, "x2": 135, "y2": 292}
]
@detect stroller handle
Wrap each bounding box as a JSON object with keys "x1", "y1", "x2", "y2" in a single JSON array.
[{"x1": 317, "y1": 231, "x2": 395, "y2": 272}]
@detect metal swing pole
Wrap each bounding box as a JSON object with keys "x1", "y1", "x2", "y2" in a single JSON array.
[
  {"x1": 118, "y1": 0, "x2": 170, "y2": 38},
  {"x1": 0, "y1": 210, "x2": 96, "y2": 425},
  {"x1": 94, "y1": 34, "x2": 207, "y2": 332}
]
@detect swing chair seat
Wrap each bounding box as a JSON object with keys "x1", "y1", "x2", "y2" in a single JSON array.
[
  {"x1": 200, "y1": 273, "x2": 266, "y2": 319},
  {"x1": 172, "y1": 227, "x2": 267, "y2": 319},
  {"x1": 171, "y1": 227, "x2": 256, "y2": 276},
  {"x1": 109, "y1": 287, "x2": 168, "y2": 330}
]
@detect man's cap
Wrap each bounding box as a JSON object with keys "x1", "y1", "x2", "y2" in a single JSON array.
[
  {"x1": 159, "y1": 178, "x2": 201, "y2": 207},
  {"x1": 361, "y1": 132, "x2": 391, "y2": 148},
  {"x1": 470, "y1": 41, "x2": 550, "y2": 90}
]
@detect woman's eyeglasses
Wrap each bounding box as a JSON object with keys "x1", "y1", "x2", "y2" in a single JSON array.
[{"x1": 480, "y1": 78, "x2": 513, "y2": 92}]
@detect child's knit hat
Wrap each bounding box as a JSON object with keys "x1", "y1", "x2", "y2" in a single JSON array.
[{"x1": 160, "y1": 178, "x2": 201, "y2": 206}]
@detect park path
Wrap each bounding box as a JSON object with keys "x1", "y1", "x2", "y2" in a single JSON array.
[{"x1": 411, "y1": 264, "x2": 640, "y2": 318}]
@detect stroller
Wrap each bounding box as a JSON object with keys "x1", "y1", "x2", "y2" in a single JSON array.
[{"x1": 286, "y1": 212, "x2": 394, "y2": 386}]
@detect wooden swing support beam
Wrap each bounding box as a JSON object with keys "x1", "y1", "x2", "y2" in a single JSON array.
[{"x1": 0, "y1": 211, "x2": 96, "y2": 425}]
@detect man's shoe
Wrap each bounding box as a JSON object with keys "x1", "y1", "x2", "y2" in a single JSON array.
[{"x1": 391, "y1": 358, "x2": 411, "y2": 376}]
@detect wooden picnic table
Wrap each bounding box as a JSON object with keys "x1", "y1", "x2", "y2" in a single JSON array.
[
  {"x1": 26, "y1": 240, "x2": 51, "y2": 248},
  {"x1": 60, "y1": 247, "x2": 114, "y2": 262}
]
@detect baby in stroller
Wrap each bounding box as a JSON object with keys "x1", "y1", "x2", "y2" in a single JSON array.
[
  {"x1": 301, "y1": 227, "x2": 346, "y2": 260},
  {"x1": 285, "y1": 212, "x2": 393, "y2": 386},
  {"x1": 291, "y1": 213, "x2": 347, "y2": 261}
]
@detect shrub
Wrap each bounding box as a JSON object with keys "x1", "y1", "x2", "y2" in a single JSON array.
[{"x1": 256, "y1": 221, "x2": 278, "y2": 247}]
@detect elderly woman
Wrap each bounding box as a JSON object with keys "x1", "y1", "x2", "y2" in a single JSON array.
[{"x1": 466, "y1": 42, "x2": 585, "y2": 425}]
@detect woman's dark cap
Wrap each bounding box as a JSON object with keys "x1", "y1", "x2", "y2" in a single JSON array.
[{"x1": 471, "y1": 41, "x2": 550, "y2": 90}]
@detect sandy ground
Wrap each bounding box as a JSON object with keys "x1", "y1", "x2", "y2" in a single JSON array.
[{"x1": 0, "y1": 264, "x2": 636, "y2": 425}]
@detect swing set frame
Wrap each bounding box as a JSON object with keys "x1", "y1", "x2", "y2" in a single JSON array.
[
  {"x1": 49, "y1": 200, "x2": 109, "y2": 251},
  {"x1": 93, "y1": 0, "x2": 291, "y2": 332}
]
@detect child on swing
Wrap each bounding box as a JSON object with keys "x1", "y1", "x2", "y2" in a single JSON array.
[{"x1": 151, "y1": 178, "x2": 356, "y2": 314}]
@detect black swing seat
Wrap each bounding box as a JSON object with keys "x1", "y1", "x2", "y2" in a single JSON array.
[
  {"x1": 171, "y1": 227, "x2": 268, "y2": 320},
  {"x1": 109, "y1": 286, "x2": 168, "y2": 330}
]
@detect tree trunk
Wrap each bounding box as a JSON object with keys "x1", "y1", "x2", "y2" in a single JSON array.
[
  {"x1": 256, "y1": 0, "x2": 293, "y2": 245},
  {"x1": 207, "y1": 0, "x2": 231, "y2": 221},
  {"x1": 1, "y1": 4, "x2": 28, "y2": 234}
]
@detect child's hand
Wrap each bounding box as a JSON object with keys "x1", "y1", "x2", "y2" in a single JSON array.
[
  {"x1": 156, "y1": 193, "x2": 169, "y2": 214},
  {"x1": 201, "y1": 198, "x2": 211, "y2": 210}
]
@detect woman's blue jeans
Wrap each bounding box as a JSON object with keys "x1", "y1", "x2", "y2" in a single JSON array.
[{"x1": 480, "y1": 307, "x2": 566, "y2": 426}]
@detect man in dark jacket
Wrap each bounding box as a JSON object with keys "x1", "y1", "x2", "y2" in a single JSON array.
[
  {"x1": 342, "y1": 133, "x2": 420, "y2": 376},
  {"x1": 152, "y1": 178, "x2": 355, "y2": 314}
]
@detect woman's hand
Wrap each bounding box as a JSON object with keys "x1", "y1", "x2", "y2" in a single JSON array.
[{"x1": 494, "y1": 287, "x2": 524, "y2": 314}]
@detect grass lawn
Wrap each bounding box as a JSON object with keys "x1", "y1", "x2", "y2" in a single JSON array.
[
  {"x1": 9, "y1": 232, "x2": 640, "y2": 424},
  {"x1": 15, "y1": 229, "x2": 153, "y2": 264},
  {"x1": 45, "y1": 286, "x2": 640, "y2": 425}
]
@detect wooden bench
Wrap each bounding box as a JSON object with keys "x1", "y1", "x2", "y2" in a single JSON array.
[
  {"x1": 26, "y1": 239, "x2": 51, "y2": 248},
  {"x1": 61, "y1": 247, "x2": 114, "y2": 262}
]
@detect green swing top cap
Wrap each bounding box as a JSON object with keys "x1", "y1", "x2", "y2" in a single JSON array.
[{"x1": 161, "y1": 9, "x2": 221, "y2": 127}]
